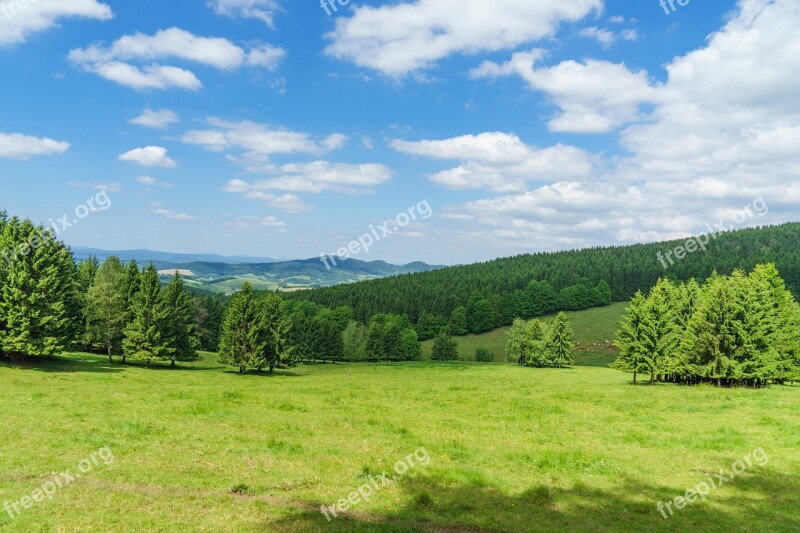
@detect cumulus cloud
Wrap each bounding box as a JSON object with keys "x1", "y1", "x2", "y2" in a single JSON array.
[
  {"x1": 69, "y1": 28, "x2": 285, "y2": 90},
  {"x1": 208, "y1": 0, "x2": 281, "y2": 27},
  {"x1": 0, "y1": 0, "x2": 112, "y2": 46},
  {"x1": 444, "y1": 0, "x2": 800, "y2": 251},
  {"x1": 118, "y1": 146, "x2": 177, "y2": 168},
  {"x1": 0, "y1": 132, "x2": 69, "y2": 159},
  {"x1": 129, "y1": 108, "x2": 180, "y2": 129},
  {"x1": 152, "y1": 208, "x2": 197, "y2": 221},
  {"x1": 579, "y1": 26, "x2": 638, "y2": 47},
  {"x1": 324, "y1": 0, "x2": 602, "y2": 75},
  {"x1": 471, "y1": 50, "x2": 659, "y2": 133},
  {"x1": 136, "y1": 176, "x2": 174, "y2": 188},
  {"x1": 392, "y1": 132, "x2": 592, "y2": 193}
]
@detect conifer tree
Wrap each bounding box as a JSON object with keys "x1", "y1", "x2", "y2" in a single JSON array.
[
  {"x1": 524, "y1": 319, "x2": 549, "y2": 367},
  {"x1": 0, "y1": 217, "x2": 73, "y2": 358},
  {"x1": 121, "y1": 259, "x2": 140, "y2": 364},
  {"x1": 611, "y1": 291, "x2": 650, "y2": 384},
  {"x1": 644, "y1": 278, "x2": 680, "y2": 383},
  {"x1": 546, "y1": 312, "x2": 574, "y2": 368},
  {"x1": 259, "y1": 293, "x2": 294, "y2": 372},
  {"x1": 342, "y1": 320, "x2": 367, "y2": 360},
  {"x1": 85, "y1": 256, "x2": 127, "y2": 362},
  {"x1": 122, "y1": 263, "x2": 173, "y2": 365},
  {"x1": 218, "y1": 282, "x2": 266, "y2": 373},
  {"x1": 163, "y1": 273, "x2": 200, "y2": 367}
]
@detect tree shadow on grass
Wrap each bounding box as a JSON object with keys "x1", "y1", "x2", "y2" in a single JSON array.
[
  {"x1": 0, "y1": 353, "x2": 124, "y2": 374},
  {"x1": 267, "y1": 468, "x2": 800, "y2": 533}
]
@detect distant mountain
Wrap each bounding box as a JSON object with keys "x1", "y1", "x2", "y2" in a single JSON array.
[
  {"x1": 71, "y1": 247, "x2": 284, "y2": 265},
  {"x1": 72, "y1": 247, "x2": 444, "y2": 295}
]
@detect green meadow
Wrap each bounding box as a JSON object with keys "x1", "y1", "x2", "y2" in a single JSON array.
[{"x1": 1, "y1": 350, "x2": 798, "y2": 532}]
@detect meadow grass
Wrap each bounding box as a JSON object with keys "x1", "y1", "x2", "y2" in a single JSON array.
[{"x1": 1, "y1": 350, "x2": 798, "y2": 532}]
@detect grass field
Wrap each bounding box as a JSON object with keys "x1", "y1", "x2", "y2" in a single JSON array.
[
  {"x1": 1, "y1": 350, "x2": 798, "y2": 532},
  {"x1": 421, "y1": 303, "x2": 626, "y2": 366}
]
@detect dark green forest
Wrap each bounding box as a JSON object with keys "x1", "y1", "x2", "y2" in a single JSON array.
[{"x1": 287, "y1": 223, "x2": 800, "y2": 332}]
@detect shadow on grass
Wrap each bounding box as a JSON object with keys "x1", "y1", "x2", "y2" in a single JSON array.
[
  {"x1": 268, "y1": 469, "x2": 800, "y2": 533},
  {"x1": 0, "y1": 353, "x2": 124, "y2": 373}
]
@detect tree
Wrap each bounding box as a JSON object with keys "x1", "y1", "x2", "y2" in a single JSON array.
[
  {"x1": 85, "y1": 256, "x2": 127, "y2": 362},
  {"x1": 431, "y1": 330, "x2": 458, "y2": 361},
  {"x1": 342, "y1": 320, "x2": 367, "y2": 360},
  {"x1": 448, "y1": 306, "x2": 468, "y2": 335},
  {"x1": 382, "y1": 321, "x2": 403, "y2": 360},
  {"x1": 313, "y1": 312, "x2": 344, "y2": 363},
  {"x1": 524, "y1": 319, "x2": 549, "y2": 367},
  {"x1": 162, "y1": 273, "x2": 200, "y2": 367},
  {"x1": 468, "y1": 296, "x2": 495, "y2": 334},
  {"x1": 506, "y1": 318, "x2": 529, "y2": 366},
  {"x1": 122, "y1": 263, "x2": 173, "y2": 366},
  {"x1": 475, "y1": 348, "x2": 494, "y2": 362},
  {"x1": 643, "y1": 278, "x2": 680, "y2": 384},
  {"x1": 416, "y1": 312, "x2": 447, "y2": 341},
  {"x1": 401, "y1": 328, "x2": 421, "y2": 361},
  {"x1": 194, "y1": 295, "x2": 225, "y2": 352},
  {"x1": 259, "y1": 292, "x2": 294, "y2": 373},
  {"x1": 611, "y1": 291, "x2": 650, "y2": 384},
  {"x1": 546, "y1": 312, "x2": 574, "y2": 368},
  {"x1": 121, "y1": 259, "x2": 140, "y2": 364},
  {"x1": 218, "y1": 282, "x2": 266, "y2": 373},
  {"x1": 0, "y1": 217, "x2": 73, "y2": 358}
]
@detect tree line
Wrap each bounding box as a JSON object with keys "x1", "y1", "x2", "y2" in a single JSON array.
[
  {"x1": 611, "y1": 264, "x2": 800, "y2": 387},
  {"x1": 505, "y1": 312, "x2": 576, "y2": 368}
]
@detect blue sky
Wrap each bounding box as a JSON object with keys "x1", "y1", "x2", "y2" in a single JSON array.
[{"x1": 1, "y1": 0, "x2": 798, "y2": 265}]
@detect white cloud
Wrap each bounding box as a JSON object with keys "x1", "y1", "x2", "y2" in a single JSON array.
[
  {"x1": 223, "y1": 184, "x2": 312, "y2": 214},
  {"x1": 119, "y1": 146, "x2": 177, "y2": 168},
  {"x1": 579, "y1": 26, "x2": 638, "y2": 47},
  {"x1": 0, "y1": 132, "x2": 69, "y2": 159},
  {"x1": 324, "y1": 0, "x2": 602, "y2": 75},
  {"x1": 136, "y1": 176, "x2": 174, "y2": 188},
  {"x1": 0, "y1": 0, "x2": 112, "y2": 46},
  {"x1": 129, "y1": 108, "x2": 180, "y2": 129},
  {"x1": 181, "y1": 119, "x2": 347, "y2": 164},
  {"x1": 471, "y1": 50, "x2": 659, "y2": 133},
  {"x1": 208, "y1": 0, "x2": 280, "y2": 27},
  {"x1": 444, "y1": 0, "x2": 800, "y2": 251},
  {"x1": 224, "y1": 215, "x2": 287, "y2": 230},
  {"x1": 152, "y1": 208, "x2": 197, "y2": 221},
  {"x1": 392, "y1": 132, "x2": 591, "y2": 192},
  {"x1": 69, "y1": 27, "x2": 285, "y2": 90},
  {"x1": 69, "y1": 181, "x2": 122, "y2": 192}
]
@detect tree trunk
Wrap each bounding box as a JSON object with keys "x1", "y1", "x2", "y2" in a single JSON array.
[
  {"x1": 270, "y1": 365, "x2": 274, "y2": 374},
  {"x1": 633, "y1": 372, "x2": 637, "y2": 385},
  {"x1": 122, "y1": 355, "x2": 127, "y2": 364},
  {"x1": 108, "y1": 345, "x2": 112, "y2": 364},
  {"x1": 171, "y1": 359, "x2": 175, "y2": 368}
]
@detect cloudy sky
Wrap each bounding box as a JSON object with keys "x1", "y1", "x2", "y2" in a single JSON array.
[{"x1": 1, "y1": 0, "x2": 798, "y2": 264}]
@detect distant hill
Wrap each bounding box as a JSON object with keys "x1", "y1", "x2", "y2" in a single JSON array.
[
  {"x1": 72, "y1": 248, "x2": 444, "y2": 295},
  {"x1": 286, "y1": 223, "x2": 800, "y2": 323}
]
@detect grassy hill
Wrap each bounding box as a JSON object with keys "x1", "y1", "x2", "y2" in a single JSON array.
[
  {"x1": 1, "y1": 352, "x2": 797, "y2": 531},
  {"x1": 421, "y1": 303, "x2": 627, "y2": 366}
]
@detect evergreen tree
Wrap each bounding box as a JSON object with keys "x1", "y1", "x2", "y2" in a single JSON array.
[
  {"x1": 162, "y1": 273, "x2": 200, "y2": 367},
  {"x1": 401, "y1": 328, "x2": 421, "y2": 361},
  {"x1": 644, "y1": 278, "x2": 680, "y2": 383},
  {"x1": 524, "y1": 319, "x2": 549, "y2": 368},
  {"x1": 431, "y1": 329, "x2": 458, "y2": 361},
  {"x1": 85, "y1": 256, "x2": 127, "y2": 362},
  {"x1": 382, "y1": 322, "x2": 403, "y2": 360},
  {"x1": 258, "y1": 293, "x2": 294, "y2": 373},
  {"x1": 121, "y1": 259, "x2": 140, "y2": 364},
  {"x1": 342, "y1": 320, "x2": 367, "y2": 360},
  {"x1": 611, "y1": 291, "x2": 649, "y2": 384},
  {"x1": 0, "y1": 217, "x2": 73, "y2": 358},
  {"x1": 546, "y1": 312, "x2": 574, "y2": 368},
  {"x1": 122, "y1": 263, "x2": 173, "y2": 365},
  {"x1": 218, "y1": 282, "x2": 266, "y2": 373}
]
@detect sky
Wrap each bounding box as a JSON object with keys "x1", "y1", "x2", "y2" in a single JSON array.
[{"x1": 1, "y1": 0, "x2": 798, "y2": 265}]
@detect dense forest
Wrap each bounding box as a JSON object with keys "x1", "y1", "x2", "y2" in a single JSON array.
[{"x1": 287, "y1": 223, "x2": 800, "y2": 329}]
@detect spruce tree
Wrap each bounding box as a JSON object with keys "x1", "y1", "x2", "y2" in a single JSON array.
[
  {"x1": 431, "y1": 329, "x2": 458, "y2": 361},
  {"x1": 644, "y1": 278, "x2": 680, "y2": 383},
  {"x1": 546, "y1": 312, "x2": 574, "y2": 368},
  {"x1": 342, "y1": 320, "x2": 367, "y2": 360},
  {"x1": 0, "y1": 217, "x2": 72, "y2": 358},
  {"x1": 85, "y1": 256, "x2": 127, "y2": 362},
  {"x1": 122, "y1": 263, "x2": 173, "y2": 365},
  {"x1": 611, "y1": 291, "x2": 649, "y2": 384},
  {"x1": 258, "y1": 293, "x2": 293, "y2": 372},
  {"x1": 218, "y1": 282, "x2": 266, "y2": 373},
  {"x1": 121, "y1": 259, "x2": 140, "y2": 364},
  {"x1": 163, "y1": 273, "x2": 200, "y2": 367}
]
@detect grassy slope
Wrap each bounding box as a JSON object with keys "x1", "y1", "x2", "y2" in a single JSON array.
[
  {"x1": 1, "y1": 352, "x2": 798, "y2": 532},
  {"x1": 421, "y1": 303, "x2": 627, "y2": 366}
]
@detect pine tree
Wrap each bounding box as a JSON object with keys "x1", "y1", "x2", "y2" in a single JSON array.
[
  {"x1": 0, "y1": 218, "x2": 72, "y2": 358},
  {"x1": 644, "y1": 278, "x2": 680, "y2": 384},
  {"x1": 122, "y1": 263, "x2": 173, "y2": 365},
  {"x1": 546, "y1": 312, "x2": 574, "y2": 368},
  {"x1": 163, "y1": 273, "x2": 200, "y2": 367},
  {"x1": 85, "y1": 256, "x2": 127, "y2": 362},
  {"x1": 257, "y1": 293, "x2": 293, "y2": 373},
  {"x1": 611, "y1": 291, "x2": 649, "y2": 384},
  {"x1": 121, "y1": 259, "x2": 140, "y2": 364},
  {"x1": 342, "y1": 320, "x2": 367, "y2": 360},
  {"x1": 218, "y1": 282, "x2": 266, "y2": 373}
]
